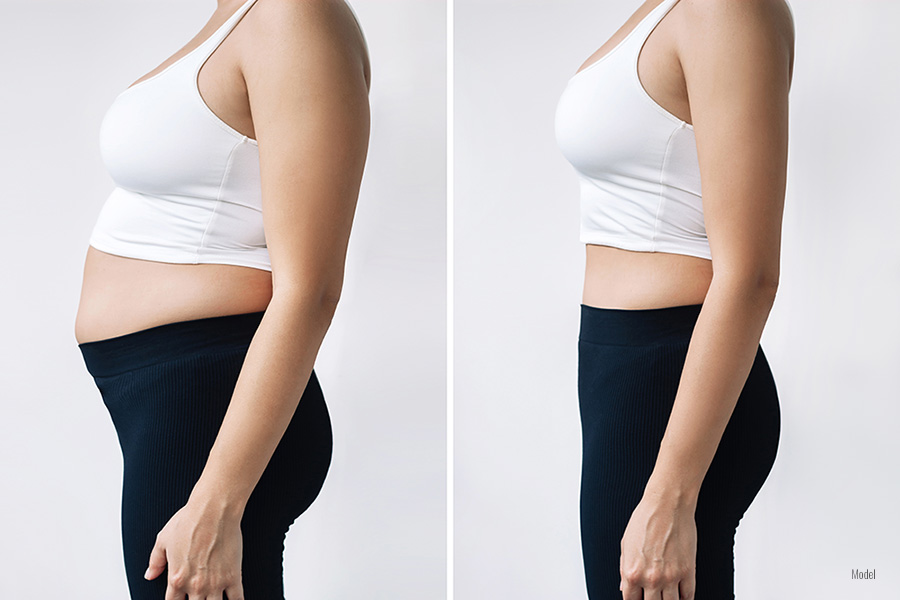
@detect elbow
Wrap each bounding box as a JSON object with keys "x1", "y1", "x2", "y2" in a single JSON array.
[
  {"x1": 318, "y1": 287, "x2": 342, "y2": 319},
  {"x1": 711, "y1": 268, "x2": 779, "y2": 304},
  {"x1": 749, "y1": 268, "x2": 779, "y2": 298},
  {"x1": 272, "y1": 279, "x2": 343, "y2": 323},
  {"x1": 308, "y1": 285, "x2": 343, "y2": 321},
  {"x1": 755, "y1": 274, "x2": 779, "y2": 305}
]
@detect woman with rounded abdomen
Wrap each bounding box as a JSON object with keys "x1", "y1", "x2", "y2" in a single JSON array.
[
  {"x1": 75, "y1": 1, "x2": 370, "y2": 598},
  {"x1": 555, "y1": 0, "x2": 794, "y2": 598}
]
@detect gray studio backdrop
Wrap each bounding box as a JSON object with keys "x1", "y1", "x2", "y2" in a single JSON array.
[
  {"x1": 455, "y1": 0, "x2": 899, "y2": 598},
  {"x1": 0, "y1": 0, "x2": 446, "y2": 598}
]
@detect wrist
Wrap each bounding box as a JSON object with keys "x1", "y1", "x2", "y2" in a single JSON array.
[
  {"x1": 187, "y1": 479, "x2": 247, "y2": 522},
  {"x1": 643, "y1": 473, "x2": 700, "y2": 511}
]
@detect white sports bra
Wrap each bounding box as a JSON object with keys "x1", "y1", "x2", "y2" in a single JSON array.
[
  {"x1": 88, "y1": 0, "x2": 366, "y2": 272},
  {"x1": 554, "y1": 0, "x2": 710, "y2": 261}
]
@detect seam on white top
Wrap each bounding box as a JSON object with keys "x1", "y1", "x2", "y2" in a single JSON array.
[
  {"x1": 197, "y1": 140, "x2": 241, "y2": 260},
  {"x1": 652, "y1": 124, "x2": 681, "y2": 249}
]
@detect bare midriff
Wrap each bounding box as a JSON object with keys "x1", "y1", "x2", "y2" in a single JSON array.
[
  {"x1": 583, "y1": 244, "x2": 713, "y2": 310},
  {"x1": 74, "y1": 246, "x2": 273, "y2": 344}
]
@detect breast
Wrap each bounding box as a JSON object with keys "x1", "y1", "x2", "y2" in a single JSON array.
[
  {"x1": 91, "y1": 58, "x2": 268, "y2": 270},
  {"x1": 556, "y1": 64, "x2": 683, "y2": 180},
  {"x1": 555, "y1": 57, "x2": 708, "y2": 260},
  {"x1": 99, "y1": 81, "x2": 257, "y2": 202}
]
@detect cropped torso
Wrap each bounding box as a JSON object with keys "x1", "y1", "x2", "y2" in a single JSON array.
[
  {"x1": 555, "y1": 0, "x2": 714, "y2": 310},
  {"x1": 90, "y1": 0, "x2": 268, "y2": 271},
  {"x1": 76, "y1": 0, "x2": 369, "y2": 344}
]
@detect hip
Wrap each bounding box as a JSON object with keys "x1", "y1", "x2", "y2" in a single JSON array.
[
  {"x1": 576, "y1": 302, "x2": 781, "y2": 529},
  {"x1": 77, "y1": 309, "x2": 333, "y2": 524},
  {"x1": 77, "y1": 307, "x2": 331, "y2": 445},
  {"x1": 577, "y1": 302, "x2": 780, "y2": 443}
]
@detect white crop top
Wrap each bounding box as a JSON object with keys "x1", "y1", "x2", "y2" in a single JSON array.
[
  {"x1": 89, "y1": 0, "x2": 268, "y2": 270},
  {"x1": 554, "y1": 0, "x2": 710, "y2": 261},
  {"x1": 88, "y1": 0, "x2": 367, "y2": 272}
]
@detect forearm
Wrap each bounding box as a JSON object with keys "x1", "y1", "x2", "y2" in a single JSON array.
[
  {"x1": 187, "y1": 290, "x2": 337, "y2": 517},
  {"x1": 643, "y1": 275, "x2": 777, "y2": 508}
]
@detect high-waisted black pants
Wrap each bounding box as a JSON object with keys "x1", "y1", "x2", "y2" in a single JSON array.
[
  {"x1": 78, "y1": 311, "x2": 333, "y2": 600},
  {"x1": 578, "y1": 303, "x2": 780, "y2": 599}
]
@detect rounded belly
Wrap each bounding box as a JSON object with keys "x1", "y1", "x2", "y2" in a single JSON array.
[
  {"x1": 74, "y1": 246, "x2": 274, "y2": 344},
  {"x1": 583, "y1": 244, "x2": 713, "y2": 309}
]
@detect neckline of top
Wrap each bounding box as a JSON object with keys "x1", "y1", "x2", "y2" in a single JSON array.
[
  {"x1": 568, "y1": 0, "x2": 677, "y2": 83},
  {"x1": 117, "y1": 0, "x2": 258, "y2": 98}
]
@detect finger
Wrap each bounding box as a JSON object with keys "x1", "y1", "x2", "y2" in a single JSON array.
[
  {"x1": 661, "y1": 583, "x2": 680, "y2": 600},
  {"x1": 145, "y1": 539, "x2": 168, "y2": 581},
  {"x1": 620, "y1": 580, "x2": 643, "y2": 600},
  {"x1": 643, "y1": 585, "x2": 663, "y2": 600},
  {"x1": 205, "y1": 593, "x2": 223, "y2": 600},
  {"x1": 224, "y1": 583, "x2": 245, "y2": 600},
  {"x1": 680, "y1": 576, "x2": 696, "y2": 600},
  {"x1": 619, "y1": 561, "x2": 635, "y2": 599},
  {"x1": 164, "y1": 584, "x2": 183, "y2": 600}
]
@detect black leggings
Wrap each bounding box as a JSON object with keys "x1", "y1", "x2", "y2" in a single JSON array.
[
  {"x1": 78, "y1": 311, "x2": 332, "y2": 600},
  {"x1": 578, "y1": 303, "x2": 780, "y2": 599}
]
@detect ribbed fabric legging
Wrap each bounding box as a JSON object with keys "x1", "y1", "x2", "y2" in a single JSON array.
[
  {"x1": 78, "y1": 311, "x2": 332, "y2": 600},
  {"x1": 578, "y1": 303, "x2": 780, "y2": 600}
]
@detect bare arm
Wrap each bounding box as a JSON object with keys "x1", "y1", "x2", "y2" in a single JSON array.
[
  {"x1": 644, "y1": 0, "x2": 792, "y2": 505},
  {"x1": 144, "y1": 1, "x2": 370, "y2": 597},
  {"x1": 620, "y1": 0, "x2": 793, "y2": 597},
  {"x1": 188, "y1": 0, "x2": 370, "y2": 514}
]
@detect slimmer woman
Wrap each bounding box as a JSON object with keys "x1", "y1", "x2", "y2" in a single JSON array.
[{"x1": 555, "y1": 0, "x2": 794, "y2": 597}]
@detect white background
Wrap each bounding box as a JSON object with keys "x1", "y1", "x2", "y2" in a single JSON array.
[
  {"x1": 0, "y1": 0, "x2": 446, "y2": 598},
  {"x1": 5, "y1": 1, "x2": 900, "y2": 599},
  {"x1": 454, "y1": 0, "x2": 900, "y2": 598}
]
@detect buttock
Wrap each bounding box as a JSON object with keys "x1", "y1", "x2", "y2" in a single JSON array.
[
  {"x1": 576, "y1": 303, "x2": 780, "y2": 599},
  {"x1": 78, "y1": 311, "x2": 333, "y2": 600}
]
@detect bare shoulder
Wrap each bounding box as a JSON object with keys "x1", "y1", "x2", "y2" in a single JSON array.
[
  {"x1": 675, "y1": 0, "x2": 794, "y2": 87},
  {"x1": 244, "y1": 0, "x2": 365, "y2": 39},
  {"x1": 241, "y1": 0, "x2": 369, "y2": 86},
  {"x1": 676, "y1": 0, "x2": 794, "y2": 46},
  {"x1": 678, "y1": 0, "x2": 793, "y2": 28}
]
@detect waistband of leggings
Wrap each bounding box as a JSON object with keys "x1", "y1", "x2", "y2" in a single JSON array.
[
  {"x1": 579, "y1": 303, "x2": 703, "y2": 346},
  {"x1": 78, "y1": 311, "x2": 266, "y2": 378}
]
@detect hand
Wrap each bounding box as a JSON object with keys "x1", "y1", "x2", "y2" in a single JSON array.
[
  {"x1": 144, "y1": 499, "x2": 245, "y2": 600},
  {"x1": 619, "y1": 491, "x2": 697, "y2": 600}
]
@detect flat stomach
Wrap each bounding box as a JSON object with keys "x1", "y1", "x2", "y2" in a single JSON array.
[
  {"x1": 583, "y1": 244, "x2": 713, "y2": 309},
  {"x1": 74, "y1": 246, "x2": 273, "y2": 344}
]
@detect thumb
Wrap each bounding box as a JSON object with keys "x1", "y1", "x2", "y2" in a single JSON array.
[{"x1": 144, "y1": 538, "x2": 168, "y2": 580}]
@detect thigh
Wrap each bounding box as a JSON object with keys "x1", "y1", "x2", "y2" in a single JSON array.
[
  {"x1": 99, "y1": 350, "x2": 332, "y2": 599},
  {"x1": 578, "y1": 342, "x2": 780, "y2": 599},
  {"x1": 578, "y1": 340, "x2": 689, "y2": 599}
]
